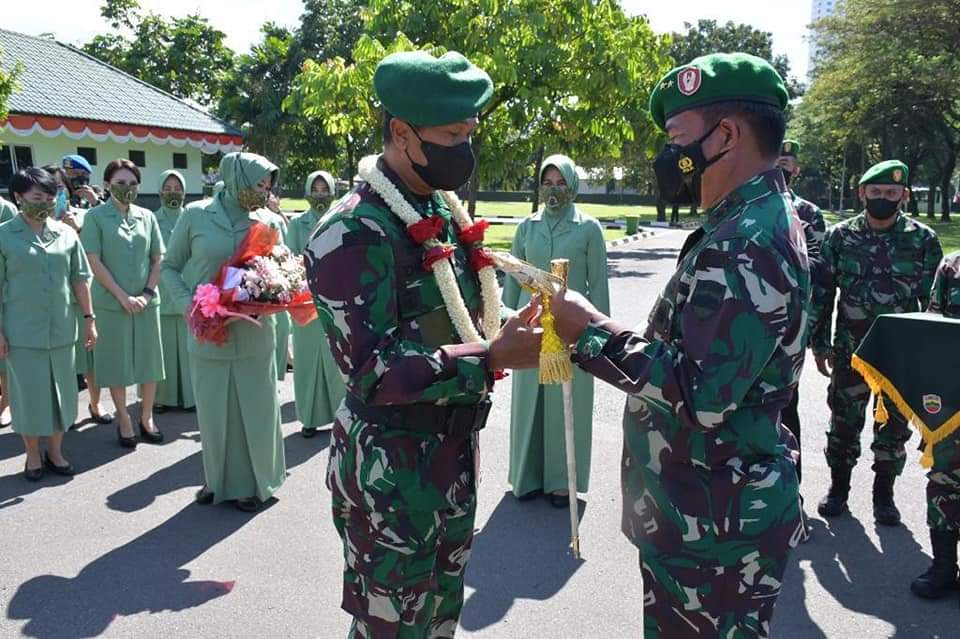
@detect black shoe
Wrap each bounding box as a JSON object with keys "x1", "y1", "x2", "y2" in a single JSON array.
[
  {"x1": 77, "y1": 374, "x2": 88, "y2": 391},
  {"x1": 550, "y1": 493, "x2": 571, "y2": 508},
  {"x1": 818, "y1": 466, "x2": 852, "y2": 518},
  {"x1": 138, "y1": 420, "x2": 164, "y2": 444},
  {"x1": 43, "y1": 452, "x2": 75, "y2": 476},
  {"x1": 235, "y1": 497, "x2": 261, "y2": 513},
  {"x1": 117, "y1": 425, "x2": 137, "y2": 449},
  {"x1": 873, "y1": 473, "x2": 901, "y2": 526},
  {"x1": 286, "y1": 362, "x2": 294, "y2": 372},
  {"x1": 911, "y1": 529, "x2": 959, "y2": 599},
  {"x1": 184, "y1": 406, "x2": 196, "y2": 413},
  {"x1": 23, "y1": 460, "x2": 44, "y2": 481},
  {"x1": 89, "y1": 405, "x2": 114, "y2": 424},
  {"x1": 301, "y1": 426, "x2": 317, "y2": 439},
  {"x1": 195, "y1": 487, "x2": 214, "y2": 505},
  {"x1": 516, "y1": 489, "x2": 543, "y2": 502},
  {"x1": 154, "y1": 404, "x2": 169, "y2": 414}
]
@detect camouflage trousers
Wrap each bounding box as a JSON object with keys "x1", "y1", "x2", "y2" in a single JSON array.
[
  {"x1": 825, "y1": 357, "x2": 911, "y2": 475},
  {"x1": 927, "y1": 434, "x2": 960, "y2": 531},
  {"x1": 636, "y1": 461, "x2": 803, "y2": 638},
  {"x1": 328, "y1": 409, "x2": 478, "y2": 639}
]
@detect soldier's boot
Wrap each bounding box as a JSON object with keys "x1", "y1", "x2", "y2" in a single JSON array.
[
  {"x1": 910, "y1": 529, "x2": 959, "y2": 599},
  {"x1": 817, "y1": 466, "x2": 852, "y2": 518},
  {"x1": 873, "y1": 472, "x2": 901, "y2": 526}
]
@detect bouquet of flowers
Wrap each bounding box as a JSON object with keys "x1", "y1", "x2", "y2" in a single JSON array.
[{"x1": 188, "y1": 222, "x2": 317, "y2": 345}]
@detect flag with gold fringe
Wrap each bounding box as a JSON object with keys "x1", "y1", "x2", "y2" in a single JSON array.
[{"x1": 851, "y1": 312, "x2": 960, "y2": 468}]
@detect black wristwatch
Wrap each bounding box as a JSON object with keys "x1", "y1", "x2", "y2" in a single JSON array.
[
  {"x1": 142, "y1": 287, "x2": 156, "y2": 298},
  {"x1": 83, "y1": 313, "x2": 96, "y2": 321}
]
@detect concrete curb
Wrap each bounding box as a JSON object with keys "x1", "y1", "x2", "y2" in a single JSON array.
[{"x1": 606, "y1": 229, "x2": 657, "y2": 249}]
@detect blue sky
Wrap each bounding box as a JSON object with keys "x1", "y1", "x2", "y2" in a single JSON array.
[{"x1": 5, "y1": 0, "x2": 815, "y2": 80}]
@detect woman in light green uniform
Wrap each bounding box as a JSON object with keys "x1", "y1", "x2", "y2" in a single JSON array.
[
  {"x1": 162, "y1": 152, "x2": 286, "y2": 513},
  {"x1": 153, "y1": 170, "x2": 194, "y2": 412},
  {"x1": 284, "y1": 170, "x2": 345, "y2": 437},
  {"x1": 0, "y1": 195, "x2": 19, "y2": 427},
  {"x1": 81, "y1": 159, "x2": 165, "y2": 448},
  {"x1": 502, "y1": 153, "x2": 610, "y2": 507},
  {"x1": 1, "y1": 168, "x2": 96, "y2": 480}
]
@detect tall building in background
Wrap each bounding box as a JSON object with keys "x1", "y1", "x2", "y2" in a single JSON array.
[{"x1": 809, "y1": 0, "x2": 839, "y2": 71}]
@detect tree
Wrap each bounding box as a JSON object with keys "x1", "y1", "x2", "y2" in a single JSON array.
[
  {"x1": 668, "y1": 19, "x2": 804, "y2": 99},
  {"x1": 289, "y1": 0, "x2": 673, "y2": 214},
  {"x1": 0, "y1": 44, "x2": 24, "y2": 127},
  {"x1": 83, "y1": 0, "x2": 234, "y2": 105},
  {"x1": 797, "y1": 0, "x2": 960, "y2": 220}
]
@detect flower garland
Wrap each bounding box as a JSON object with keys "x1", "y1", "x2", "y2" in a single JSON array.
[{"x1": 358, "y1": 155, "x2": 500, "y2": 344}]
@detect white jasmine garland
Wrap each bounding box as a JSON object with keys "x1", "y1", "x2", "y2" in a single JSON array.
[{"x1": 358, "y1": 155, "x2": 501, "y2": 344}]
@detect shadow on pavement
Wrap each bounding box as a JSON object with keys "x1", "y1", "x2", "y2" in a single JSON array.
[
  {"x1": 608, "y1": 248, "x2": 680, "y2": 279},
  {"x1": 460, "y1": 491, "x2": 586, "y2": 631},
  {"x1": 106, "y1": 430, "x2": 331, "y2": 513},
  {"x1": 777, "y1": 514, "x2": 956, "y2": 638},
  {"x1": 5, "y1": 501, "x2": 263, "y2": 639}
]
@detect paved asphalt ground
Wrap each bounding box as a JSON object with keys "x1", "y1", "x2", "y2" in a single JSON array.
[{"x1": 1, "y1": 229, "x2": 957, "y2": 638}]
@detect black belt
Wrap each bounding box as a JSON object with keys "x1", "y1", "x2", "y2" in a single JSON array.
[{"x1": 344, "y1": 394, "x2": 491, "y2": 437}]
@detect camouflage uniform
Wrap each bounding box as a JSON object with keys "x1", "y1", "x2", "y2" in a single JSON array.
[
  {"x1": 305, "y1": 159, "x2": 493, "y2": 638},
  {"x1": 572, "y1": 170, "x2": 809, "y2": 638},
  {"x1": 812, "y1": 212, "x2": 943, "y2": 476},
  {"x1": 781, "y1": 189, "x2": 826, "y2": 482},
  {"x1": 926, "y1": 252, "x2": 960, "y2": 531}
]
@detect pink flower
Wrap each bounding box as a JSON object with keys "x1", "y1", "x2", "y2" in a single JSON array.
[{"x1": 195, "y1": 284, "x2": 227, "y2": 318}]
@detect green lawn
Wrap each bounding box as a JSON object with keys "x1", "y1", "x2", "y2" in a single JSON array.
[
  {"x1": 482, "y1": 223, "x2": 626, "y2": 251},
  {"x1": 824, "y1": 211, "x2": 960, "y2": 254}
]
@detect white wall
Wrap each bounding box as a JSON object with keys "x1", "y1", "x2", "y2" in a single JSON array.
[{"x1": 7, "y1": 133, "x2": 205, "y2": 194}]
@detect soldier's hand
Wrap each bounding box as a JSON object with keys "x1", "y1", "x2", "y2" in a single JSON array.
[
  {"x1": 815, "y1": 353, "x2": 833, "y2": 378},
  {"x1": 550, "y1": 289, "x2": 605, "y2": 345},
  {"x1": 489, "y1": 303, "x2": 542, "y2": 370}
]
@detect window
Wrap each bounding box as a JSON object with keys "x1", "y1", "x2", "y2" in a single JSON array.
[
  {"x1": 77, "y1": 147, "x2": 98, "y2": 166},
  {"x1": 13, "y1": 146, "x2": 33, "y2": 170},
  {"x1": 172, "y1": 152, "x2": 188, "y2": 169},
  {"x1": 0, "y1": 145, "x2": 13, "y2": 189},
  {"x1": 128, "y1": 150, "x2": 146, "y2": 168}
]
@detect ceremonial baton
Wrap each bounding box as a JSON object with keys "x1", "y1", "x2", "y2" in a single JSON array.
[{"x1": 489, "y1": 252, "x2": 581, "y2": 557}]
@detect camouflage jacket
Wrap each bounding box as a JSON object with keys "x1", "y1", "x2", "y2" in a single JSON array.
[
  {"x1": 572, "y1": 170, "x2": 811, "y2": 547},
  {"x1": 790, "y1": 189, "x2": 825, "y2": 282},
  {"x1": 929, "y1": 251, "x2": 960, "y2": 318},
  {"x1": 811, "y1": 212, "x2": 942, "y2": 357},
  {"x1": 304, "y1": 157, "x2": 492, "y2": 408}
]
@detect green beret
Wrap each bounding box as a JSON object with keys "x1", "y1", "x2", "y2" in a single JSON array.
[
  {"x1": 780, "y1": 139, "x2": 801, "y2": 158},
  {"x1": 649, "y1": 52, "x2": 789, "y2": 131},
  {"x1": 374, "y1": 50, "x2": 493, "y2": 127},
  {"x1": 859, "y1": 160, "x2": 909, "y2": 186}
]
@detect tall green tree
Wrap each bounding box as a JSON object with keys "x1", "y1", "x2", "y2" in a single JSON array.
[
  {"x1": 83, "y1": 0, "x2": 234, "y2": 105},
  {"x1": 288, "y1": 0, "x2": 672, "y2": 213}
]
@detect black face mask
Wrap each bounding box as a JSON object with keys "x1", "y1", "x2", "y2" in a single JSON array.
[
  {"x1": 653, "y1": 120, "x2": 728, "y2": 205},
  {"x1": 865, "y1": 197, "x2": 900, "y2": 220},
  {"x1": 406, "y1": 128, "x2": 476, "y2": 191},
  {"x1": 781, "y1": 168, "x2": 793, "y2": 186}
]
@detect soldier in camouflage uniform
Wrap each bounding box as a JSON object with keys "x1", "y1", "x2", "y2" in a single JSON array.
[
  {"x1": 304, "y1": 51, "x2": 537, "y2": 638},
  {"x1": 812, "y1": 160, "x2": 943, "y2": 525},
  {"x1": 912, "y1": 251, "x2": 960, "y2": 601},
  {"x1": 776, "y1": 139, "x2": 825, "y2": 487},
  {"x1": 540, "y1": 52, "x2": 809, "y2": 638}
]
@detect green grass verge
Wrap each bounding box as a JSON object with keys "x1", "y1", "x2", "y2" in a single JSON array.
[{"x1": 824, "y1": 212, "x2": 960, "y2": 255}]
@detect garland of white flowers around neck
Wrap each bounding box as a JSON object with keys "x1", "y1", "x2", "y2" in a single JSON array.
[{"x1": 358, "y1": 155, "x2": 501, "y2": 344}]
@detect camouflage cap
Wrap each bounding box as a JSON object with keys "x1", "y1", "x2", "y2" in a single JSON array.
[
  {"x1": 649, "y1": 52, "x2": 789, "y2": 131},
  {"x1": 859, "y1": 160, "x2": 909, "y2": 186},
  {"x1": 374, "y1": 50, "x2": 493, "y2": 127},
  {"x1": 780, "y1": 139, "x2": 801, "y2": 158}
]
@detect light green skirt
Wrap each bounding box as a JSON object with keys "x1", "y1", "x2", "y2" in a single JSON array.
[
  {"x1": 156, "y1": 314, "x2": 195, "y2": 408},
  {"x1": 92, "y1": 307, "x2": 165, "y2": 387},
  {"x1": 291, "y1": 318, "x2": 345, "y2": 428},
  {"x1": 274, "y1": 312, "x2": 290, "y2": 382},
  {"x1": 190, "y1": 352, "x2": 286, "y2": 503},
  {"x1": 8, "y1": 345, "x2": 78, "y2": 436}
]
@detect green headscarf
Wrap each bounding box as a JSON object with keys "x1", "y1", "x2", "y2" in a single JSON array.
[
  {"x1": 304, "y1": 170, "x2": 336, "y2": 213},
  {"x1": 539, "y1": 153, "x2": 579, "y2": 217},
  {"x1": 218, "y1": 152, "x2": 279, "y2": 215},
  {"x1": 158, "y1": 169, "x2": 186, "y2": 210}
]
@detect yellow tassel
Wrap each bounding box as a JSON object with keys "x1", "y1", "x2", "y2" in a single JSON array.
[
  {"x1": 874, "y1": 393, "x2": 889, "y2": 425},
  {"x1": 920, "y1": 440, "x2": 934, "y2": 469},
  {"x1": 539, "y1": 294, "x2": 572, "y2": 385}
]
